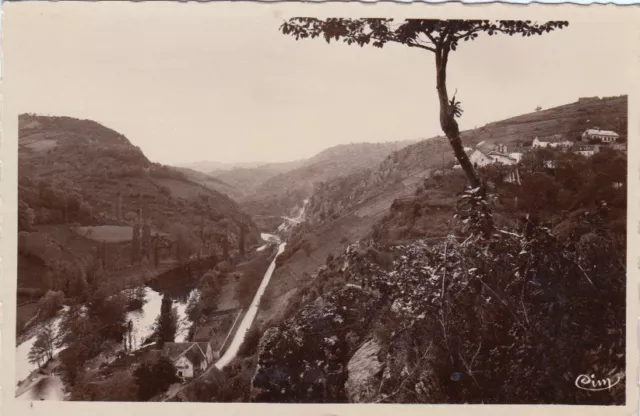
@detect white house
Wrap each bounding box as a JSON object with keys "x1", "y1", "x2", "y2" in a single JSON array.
[
  {"x1": 469, "y1": 149, "x2": 494, "y2": 167},
  {"x1": 532, "y1": 137, "x2": 550, "y2": 148},
  {"x1": 574, "y1": 145, "x2": 598, "y2": 157},
  {"x1": 582, "y1": 128, "x2": 619, "y2": 143},
  {"x1": 488, "y1": 151, "x2": 519, "y2": 166},
  {"x1": 509, "y1": 152, "x2": 523, "y2": 163},
  {"x1": 454, "y1": 145, "x2": 522, "y2": 185},
  {"x1": 533, "y1": 137, "x2": 573, "y2": 149},
  {"x1": 161, "y1": 343, "x2": 208, "y2": 379},
  {"x1": 549, "y1": 141, "x2": 574, "y2": 149}
]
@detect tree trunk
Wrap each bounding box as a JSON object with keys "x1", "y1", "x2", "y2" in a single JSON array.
[{"x1": 435, "y1": 48, "x2": 483, "y2": 193}]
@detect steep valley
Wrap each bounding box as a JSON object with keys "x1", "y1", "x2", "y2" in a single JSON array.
[{"x1": 15, "y1": 94, "x2": 628, "y2": 404}]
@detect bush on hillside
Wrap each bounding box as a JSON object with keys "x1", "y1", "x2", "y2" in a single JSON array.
[
  {"x1": 238, "y1": 326, "x2": 262, "y2": 358},
  {"x1": 133, "y1": 356, "x2": 179, "y2": 400},
  {"x1": 37, "y1": 290, "x2": 65, "y2": 319},
  {"x1": 374, "y1": 191, "x2": 625, "y2": 404}
]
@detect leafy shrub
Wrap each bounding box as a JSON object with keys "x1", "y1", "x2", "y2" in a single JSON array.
[
  {"x1": 133, "y1": 356, "x2": 179, "y2": 400},
  {"x1": 367, "y1": 247, "x2": 394, "y2": 270},
  {"x1": 302, "y1": 241, "x2": 313, "y2": 256},
  {"x1": 326, "y1": 253, "x2": 334, "y2": 265},
  {"x1": 238, "y1": 326, "x2": 261, "y2": 358},
  {"x1": 37, "y1": 290, "x2": 64, "y2": 319}
]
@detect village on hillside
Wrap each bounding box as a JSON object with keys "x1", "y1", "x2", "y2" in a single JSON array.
[{"x1": 454, "y1": 126, "x2": 626, "y2": 185}]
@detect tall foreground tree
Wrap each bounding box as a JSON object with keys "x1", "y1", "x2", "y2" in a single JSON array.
[{"x1": 280, "y1": 19, "x2": 568, "y2": 195}]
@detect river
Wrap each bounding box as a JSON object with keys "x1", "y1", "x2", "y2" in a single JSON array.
[
  {"x1": 16, "y1": 199, "x2": 309, "y2": 398},
  {"x1": 15, "y1": 288, "x2": 194, "y2": 400}
]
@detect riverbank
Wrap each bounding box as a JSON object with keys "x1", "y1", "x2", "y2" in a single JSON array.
[{"x1": 160, "y1": 238, "x2": 286, "y2": 402}]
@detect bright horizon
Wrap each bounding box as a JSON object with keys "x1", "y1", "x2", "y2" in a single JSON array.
[{"x1": 4, "y1": 3, "x2": 634, "y2": 166}]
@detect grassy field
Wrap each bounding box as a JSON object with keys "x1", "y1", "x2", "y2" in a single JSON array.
[{"x1": 76, "y1": 225, "x2": 134, "y2": 243}]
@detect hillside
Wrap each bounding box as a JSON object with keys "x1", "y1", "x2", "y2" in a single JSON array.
[
  {"x1": 178, "y1": 160, "x2": 271, "y2": 173},
  {"x1": 174, "y1": 167, "x2": 245, "y2": 201},
  {"x1": 210, "y1": 160, "x2": 304, "y2": 196},
  {"x1": 237, "y1": 96, "x2": 627, "y2": 405},
  {"x1": 254, "y1": 94, "x2": 627, "y2": 328},
  {"x1": 242, "y1": 90, "x2": 625, "y2": 230},
  {"x1": 240, "y1": 141, "x2": 416, "y2": 229},
  {"x1": 17, "y1": 114, "x2": 261, "y2": 329},
  {"x1": 305, "y1": 94, "x2": 628, "y2": 226}
]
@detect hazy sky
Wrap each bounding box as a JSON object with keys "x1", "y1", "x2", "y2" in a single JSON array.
[{"x1": 4, "y1": 3, "x2": 634, "y2": 165}]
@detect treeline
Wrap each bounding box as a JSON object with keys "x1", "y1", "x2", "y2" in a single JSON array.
[
  {"x1": 19, "y1": 178, "x2": 94, "y2": 230},
  {"x1": 28, "y1": 279, "x2": 148, "y2": 385}
]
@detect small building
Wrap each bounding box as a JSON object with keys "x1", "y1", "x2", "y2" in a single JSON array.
[
  {"x1": 193, "y1": 324, "x2": 221, "y2": 363},
  {"x1": 469, "y1": 149, "x2": 494, "y2": 168},
  {"x1": 488, "y1": 151, "x2": 519, "y2": 166},
  {"x1": 161, "y1": 343, "x2": 208, "y2": 379},
  {"x1": 532, "y1": 137, "x2": 550, "y2": 148},
  {"x1": 509, "y1": 152, "x2": 523, "y2": 163},
  {"x1": 549, "y1": 140, "x2": 574, "y2": 149},
  {"x1": 574, "y1": 145, "x2": 599, "y2": 157},
  {"x1": 533, "y1": 137, "x2": 573, "y2": 149},
  {"x1": 581, "y1": 128, "x2": 619, "y2": 143}
]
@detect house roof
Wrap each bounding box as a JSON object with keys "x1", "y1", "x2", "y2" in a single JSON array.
[
  {"x1": 143, "y1": 349, "x2": 162, "y2": 364},
  {"x1": 196, "y1": 342, "x2": 210, "y2": 353},
  {"x1": 584, "y1": 129, "x2": 618, "y2": 136},
  {"x1": 470, "y1": 149, "x2": 491, "y2": 159},
  {"x1": 475, "y1": 141, "x2": 496, "y2": 155},
  {"x1": 488, "y1": 151, "x2": 515, "y2": 159},
  {"x1": 162, "y1": 343, "x2": 194, "y2": 361},
  {"x1": 161, "y1": 342, "x2": 207, "y2": 367},
  {"x1": 183, "y1": 344, "x2": 206, "y2": 367}
]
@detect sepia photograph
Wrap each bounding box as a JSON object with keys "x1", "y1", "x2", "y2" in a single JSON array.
[{"x1": 2, "y1": 1, "x2": 637, "y2": 410}]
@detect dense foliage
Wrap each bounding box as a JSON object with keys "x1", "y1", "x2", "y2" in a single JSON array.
[
  {"x1": 251, "y1": 147, "x2": 626, "y2": 404},
  {"x1": 133, "y1": 357, "x2": 179, "y2": 400}
]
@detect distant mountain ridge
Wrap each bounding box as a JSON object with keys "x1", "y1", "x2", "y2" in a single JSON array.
[
  {"x1": 179, "y1": 160, "x2": 297, "y2": 173},
  {"x1": 235, "y1": 140, "x2": 418, "y2": 229}
]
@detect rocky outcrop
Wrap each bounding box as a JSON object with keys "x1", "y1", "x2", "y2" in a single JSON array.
[
  {"x1": 345, "y1": 339, "x2": 383, "y2": 403},
  {"x1": 251, "y1": 285, "x2": 380, "y2": 403}
]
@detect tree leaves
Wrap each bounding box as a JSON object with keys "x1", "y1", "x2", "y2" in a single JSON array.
[{"x1": 280, "y1": 18, "x2": 569, "y2": 54}]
